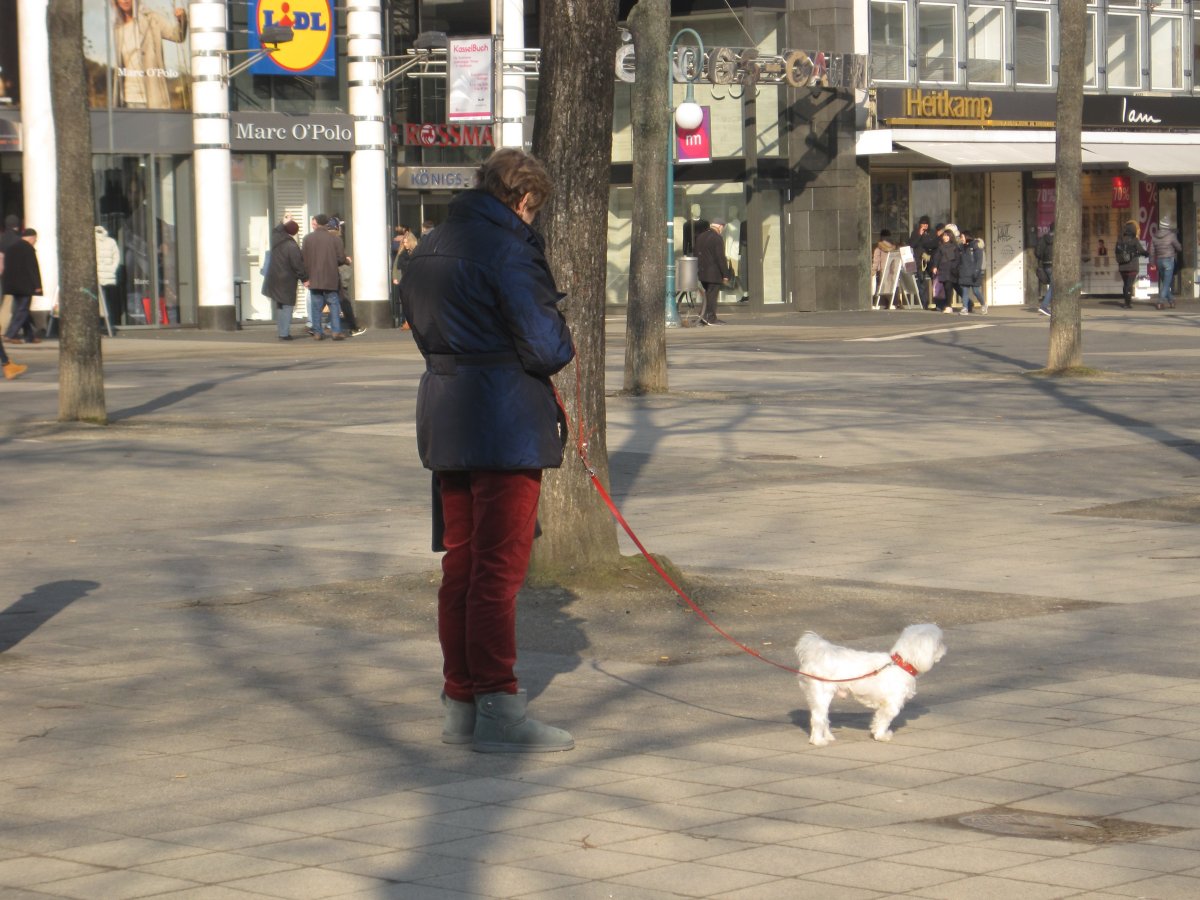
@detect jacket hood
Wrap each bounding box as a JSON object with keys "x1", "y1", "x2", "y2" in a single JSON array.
[
  {"x1": 447, "y1": 189, "x2": 543, "y2": 253},
  {"x1": 95, "y1": 225, "x2": 108, "y2": 236},
  {"x1": 1122, "y1": 223, "x2": 1138, "y2": 237}
]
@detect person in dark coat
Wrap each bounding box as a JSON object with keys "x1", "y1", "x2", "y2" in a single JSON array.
[
  {"x1": 399, "y1": 148, "x2": 576, "y2": 754},
  {"x1": 1116, "y1": 220, "x2": 1148, "y2": 310},
  {"x1": 301, "y1": 214, "x2": 348, "y2": 340},
  {"x1": 929, "y1": 223, "x2": 961, "y2": 313},
  {"x1": 956, "y1": 229, "x2": 986, "y2": 315},
  {"x1": 908, "y1": 216, "x2": 939, "y2": 308},
  {"x1": 2, "y1": 228, "x2": 43, "y2": 344},
  {"x1": 262, "y1": 219, "x2": 306, "y2": 340},
  {"x1": 694, "y1": 218, "x2": 731, "y2": 325},
  {"x1": 1035, "y1": 223, "x2": 1055, "y2": 315}
]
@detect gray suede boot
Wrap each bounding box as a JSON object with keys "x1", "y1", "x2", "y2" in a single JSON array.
[
  {"x1": 441, "y1": 692, "x2": 476, "y2": 744},
  {"x1": 473, "y1": 690, "x2": 574, "y2": 753}
]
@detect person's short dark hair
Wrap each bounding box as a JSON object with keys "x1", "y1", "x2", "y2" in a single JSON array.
[
  {"x1": 21, "y1": 227, "x2": 36, "y2": 238},
  {"x1": 475, "y1": 148, "x2": 554, "y2": 217},
  {"x1": 918, "y1": 215, "x2": 930, "y2": 226},
  {"x1": 880, "y1": 229, "x2": 891, "y2": 238},
  {"x1": 314, "y1": 213, "x2": 330, "y2": 227},
  {"x1": 935, "y1": 223, "x2": 945, "y2": 232}
]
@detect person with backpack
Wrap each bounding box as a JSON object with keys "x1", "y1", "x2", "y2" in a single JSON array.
[
  {"x1": 1035, "y1": 224, "x2": 1054, "y2": 316},
  {"x1": 1115, "y1": 221, "x2": 1148, "y2": 309},
  {"x1": 930, "y1": 223, "x2": 961, "y2": 313},
  {"x1": 1150, "y1": 217, "x2": 1183, "y2": 310}
]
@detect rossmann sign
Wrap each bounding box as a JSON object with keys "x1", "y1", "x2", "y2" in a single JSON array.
[
  {"x1": 403, "y1": 123, "x2": 494, "y2": 148},
  {"x1": 250, "y1": 0, "x2": 336, "y2": 77}
]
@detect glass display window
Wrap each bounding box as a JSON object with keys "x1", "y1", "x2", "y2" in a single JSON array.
[
  {"x1": 1014, "y1": 8, "x2": 1051, "y2": 86},
  {"x1": 917, "y1": 3, "x2": 957, "y2": 84},
  {"x1": 0, "y1": 0, "x2": 17, "y2": 106},
  {"x1": 870, "y1": 1, "x2": 908, "y2": 83},
  {"x1": 93, "y1": 154, "x2": 195, "y2": 325},
  {"x1": 1106, "y1": 12, "x2": 1142, "y2": 90}
]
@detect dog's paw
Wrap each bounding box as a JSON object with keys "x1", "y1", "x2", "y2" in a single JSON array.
[
  {"x1": 871, "y1": 730, "x2": 893, "y2": 742},
  {"x1": 809, "y1": 735, "x2": 833, "y2": 747}
]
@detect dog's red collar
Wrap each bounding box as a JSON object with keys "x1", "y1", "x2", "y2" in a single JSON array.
[{"x1": 891, "y1": 653, "x2": 919, "y2": 677}]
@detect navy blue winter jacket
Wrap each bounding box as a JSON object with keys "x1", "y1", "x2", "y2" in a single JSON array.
[{"x1": 400, "y1": 189, "x2": 575, "y2": 472}]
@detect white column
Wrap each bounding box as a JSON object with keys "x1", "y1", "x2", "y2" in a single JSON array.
[
  {"x1": 17, "y1": 0, "x2": 58, "y2": 312},
  {"x1": 346, "y1": 0, "x2": 389, "y2": 320},
  {"x1": 189, "y1": 0, "x2": 235, "y2": 328},
  {"x1": 495, "y1": 0, "x2": 526, "y2": 148}
]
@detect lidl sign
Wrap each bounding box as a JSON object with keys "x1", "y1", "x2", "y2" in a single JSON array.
[{"x1": 249, "y1": 0, "x2": 336, "y2": 77}]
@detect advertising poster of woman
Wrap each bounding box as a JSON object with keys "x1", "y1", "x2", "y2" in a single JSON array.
[{"x1": 83, "y1": 0, "x2": 191, "y2": 110}]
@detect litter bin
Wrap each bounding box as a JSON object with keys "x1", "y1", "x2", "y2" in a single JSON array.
[{"x1": 676, "y1": 255, "x2": 699, "y2": 292}]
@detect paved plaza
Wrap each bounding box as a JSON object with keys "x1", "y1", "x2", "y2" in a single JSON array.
[{"x1": 3, "y1": 304, "x2": 1200, "y2": 898}]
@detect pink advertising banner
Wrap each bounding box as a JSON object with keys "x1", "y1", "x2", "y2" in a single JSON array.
[{"x1": 675, "y1": 107, "x2": 712, "y2": 165}]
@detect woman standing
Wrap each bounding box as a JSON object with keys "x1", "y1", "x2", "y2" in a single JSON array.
[
  {"x1": 262, "y1": 219, "x2": 306, "y2": 340},
  {"x1": 930, "y1": 224, "x2": 961, "y2": 313}
]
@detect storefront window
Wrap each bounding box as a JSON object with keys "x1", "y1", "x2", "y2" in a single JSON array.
[
  {"x1": 871, "y1": 171, "x2": 910, "y2": 239},
  {"x1": 93, "y1": 154, "x2": 195, "y2": 326},
  {"x1": 917, "y1": 4, "x2": 957, "y2": 84},
  {"x1": 1106, "y1": 13, "x2": 1141, "y2": 90},
  {"x1": 1150, "y1": 15, "x2": 1184, "y2": 91},
  {"x1": 870, "y1": 1, "x2": 908, "y2": 83},
  {"x1": 0, "y1": 0, "x2": 17, "y2": 106},
  {"x1": 911, "y1": 172, "x2": 950, "y2": 229},
  {"x1": 232, "y1": 153, "x2": 346, "y2": 322},
  {"x1": 966, "y1": 5, "x2": 1005, "y2": 86},
  {"x1": 1014, "y1": 9, "x2": 1050, "y2": 86},
  {"x1": 1084, "y1": 13, "x2": 1098, "y2": 88},
  {"x1": 83, "y1": 0, "x2": 192, "y2": 110}
]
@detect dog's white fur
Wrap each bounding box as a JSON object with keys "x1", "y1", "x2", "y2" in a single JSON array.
[{"x1": 795, "y1": 624, "x2": 946, "y2": 746}]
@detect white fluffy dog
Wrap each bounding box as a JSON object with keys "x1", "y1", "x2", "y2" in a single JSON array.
[{"x1": 795, "y1": 624, "x2": 946, "y2": 747}]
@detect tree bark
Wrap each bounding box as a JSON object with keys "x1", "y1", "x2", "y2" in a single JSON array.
[
  {"x1": 49, "y1": 0, "x2": 106, "y2": 422},
  {"x1": 622, "y1": 0, "x2": 669, "y2": 394},
  {"x1": 529, "y1": 0, "x2": 621, "y2": 577},
  {"x1": 1047, "y1": 2, "x2": 1085, "y2": 372}
]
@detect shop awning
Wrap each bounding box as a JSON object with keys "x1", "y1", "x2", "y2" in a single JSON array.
[
  {"x1": 893, "y1": 138, "x2": 1056, "y2": 170},
  {"x1": 1081, "y1": 141, "x2": 1200, "y2": 179}
]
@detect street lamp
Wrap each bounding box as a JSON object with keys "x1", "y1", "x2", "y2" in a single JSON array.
[{"x1": 665, "y1": 28, "x2": 705, "y2": 328}]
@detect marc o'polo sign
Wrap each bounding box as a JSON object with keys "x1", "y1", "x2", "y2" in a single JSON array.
[{"x1": 230, "y1": 113, "x2": 353, "y2": 151}]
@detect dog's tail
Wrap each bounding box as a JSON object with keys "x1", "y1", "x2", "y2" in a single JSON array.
[{"x1": 794, "y1": 631, "x2": 829, "y2": 664}]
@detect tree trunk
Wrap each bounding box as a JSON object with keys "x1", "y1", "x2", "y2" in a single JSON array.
[
  {"x1": 49, "y1": 0, "x2": 106, "y2": 423},
  {"x1": 1047, "y1": 2, "x2": 1085, "y2": 372},
  {"x1": 529, "y1": 0, "x2": 621, "y2": 578},
  {"x1": 622, "y1": 0, "x2": 669, "y2": 394}
]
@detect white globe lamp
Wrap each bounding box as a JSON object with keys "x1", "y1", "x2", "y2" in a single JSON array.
[{"x1": 674, "y1": 101, "x2": 703, "y2": 131}]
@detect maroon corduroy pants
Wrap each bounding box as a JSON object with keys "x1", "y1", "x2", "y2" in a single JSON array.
[{"x1": 437, "y1": 469, "x2": 542, "y2": 702}]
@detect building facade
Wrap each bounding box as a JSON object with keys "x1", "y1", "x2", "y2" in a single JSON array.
[
  {"x1": 862, "y1": 0, "x2": 1200, "y2": 306},
  {"x1": 3, "y1": 1, "x2": 1193, "y2": 331}
]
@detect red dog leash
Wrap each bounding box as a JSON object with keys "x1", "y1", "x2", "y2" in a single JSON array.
[{"x1": 553, "y1": 375, "x2": 900, "y2": 684}]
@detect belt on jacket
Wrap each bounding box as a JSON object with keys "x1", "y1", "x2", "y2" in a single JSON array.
[{"x1": 426, "y1": 352, "x2": 522, "y2": 375}]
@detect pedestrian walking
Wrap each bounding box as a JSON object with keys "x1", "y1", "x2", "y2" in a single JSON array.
[
  {"x1": 1151, "y1": 217, "x2": 1183, "y2": 310},
  {"x1": 957, "y1": 229, "x2": 987, "y2": 315},
  {"x1": 695, "y1": 217, "x2": 731, "y2": 325},
  {"x1": 399, "y1": 147, "x2": 576, "y2": 753},
  {"x1": 1115, "y1": 220, "x2": 1148, "y2": 309},
  {"x1": 0, "y1": 246, "x2": 28, "y2": 379},
  {"x1": 871, "y1": 229, "x2": 897, "y2": 297},
  {"x1": 391, "y1": 228, "x2": 417, "y2": 330},
  {"x1": 1035, "y1": 223, "x2": 1054, "y2": 316},
  {"x1": 930, "y1": 223, "x2": 961, "y2": 313},
  {"x1": 262, "y1": 218, "x2": 306, "y2": 340},
  {"x1": 2, "y1": 228, "x2": 43, "y2": 344},
  {"x1": 907, "y1": 216, "x2": 938, "y2": 309},
  {"x1": 301, "y1": 214, "x2": 349, "y2": 341}
]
